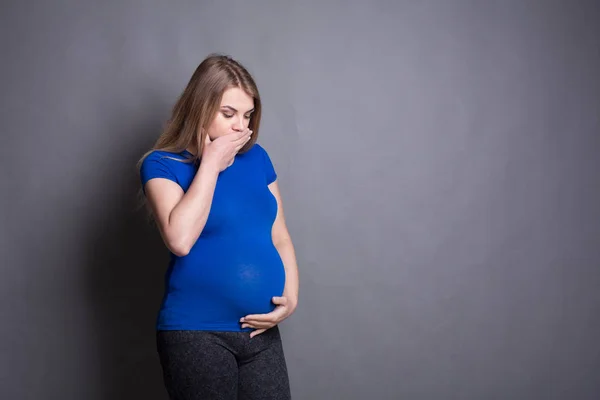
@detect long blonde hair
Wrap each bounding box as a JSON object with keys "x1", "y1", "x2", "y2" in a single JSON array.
[
  {"x1": 137, "y1": 53, "x2": 261, "y2": 168},
  {"x1": 135, "y1": 54, "x2": 262, "y2": 214}
]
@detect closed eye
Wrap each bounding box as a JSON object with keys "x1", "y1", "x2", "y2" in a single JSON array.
[
  {"x1": 221, "y1": 105, "x2": 254, "y2": 119},
  {"x1": 222, "y1": 113, "x2": 253, "y2": 119}
]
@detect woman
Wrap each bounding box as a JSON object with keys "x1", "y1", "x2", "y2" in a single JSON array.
[{"x1": 137, "y1": 54, "x2": 299, "y2": 400}]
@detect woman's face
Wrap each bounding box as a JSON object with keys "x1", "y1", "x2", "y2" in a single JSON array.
[{"x1": 207, "y1": 87, "x2": 255, "y2": 140}]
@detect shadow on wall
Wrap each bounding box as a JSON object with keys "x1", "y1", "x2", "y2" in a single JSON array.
[{"x1": 83, "y1": 103, "x2": 170, "y2": 400}]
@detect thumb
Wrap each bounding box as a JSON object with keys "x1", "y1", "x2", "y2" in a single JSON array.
[
  {"x1": 272, "y1": 296, "x2": 287, "y2": 306},
  {"x1": 204, "y1": 133, "x2": 212, "y2": 145}
]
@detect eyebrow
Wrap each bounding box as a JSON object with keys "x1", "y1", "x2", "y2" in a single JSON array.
[{"x1": 221, "y1": 105, "x2": 255, "y2": 114}]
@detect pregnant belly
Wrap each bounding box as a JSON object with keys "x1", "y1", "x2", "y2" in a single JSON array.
[{"x1": 163, "y1": 242, "x2": 286, "y2": 325}]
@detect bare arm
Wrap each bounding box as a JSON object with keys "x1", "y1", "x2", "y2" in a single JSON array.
[
  {"x1": 240, "y1": 179, "x2": 299, "y2": 337},
  {"x1": 269, "y1": 180, "x2": 299, "y2": 310},
  {"x1": 143, "y1": 129, "x2": 252, "y2": 256},
  {"x1": 144, "y1": 163, "x2": 219, "y2": 256}
]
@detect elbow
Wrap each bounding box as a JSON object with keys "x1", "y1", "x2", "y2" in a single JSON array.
[
  {"x1": 162, "y1": 222, "x2": 206, "y2": 257},
  {"x1": 166, "y1": 236, "x2": 193, "y2": 257},
  {"x1": 170, "y1": 245, "x2": 191, "y2": 257},
  {"x1": 273, "y1": 234, "x2": 292, "y2": 249}
]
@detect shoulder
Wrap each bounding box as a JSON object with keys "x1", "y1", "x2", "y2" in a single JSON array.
[
  {"x1": 247, "y1": 142, "x2": 273, "y2": 160},
  {"x1": 246, "y1": 143, "x2": 277, "y2": 184},
  {"x1": 139, "y1": 150, "x2": 191, "y2": 187},
  {"x1": 142, "y1": 150, "x2": 189, "y2": 164},
  {"x1": 239, "y1": 142, "x2": 269, "y2": 163},
  {"x1": 247, "y1": 142, "x2": 267, "y2": 154},
  {"x1": 140, "y1": 150, "x2": 193, "y2": 170}
]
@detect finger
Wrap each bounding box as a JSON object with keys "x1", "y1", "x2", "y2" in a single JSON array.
[
  {"x1": 234, "y1": 130, "x2": 252, "y2": 145},
  {"x1": 250, "y1": 328, "x2": 267, "y2": 339},
  {"x1": 241, "y1": 316, "x2": 274, "y2": 324},
  {"x1": 235, "y1": 138, "x2": 248, "y2": 149},
  {"x1": 241, "y1": 308, "x2": 285, "y2": 323},
  {"x1": 235, "y1": 139, "x2": 249, "y2": 152},
  {"x1": 241, "y1": 313, "x2": 274, "y2": 323},
  {"x1": 242, "y1": 321, "x2": 272, "y2": 329},
  {"x1": 232, "y1": 129, "x2": 252, "y2": 144}
]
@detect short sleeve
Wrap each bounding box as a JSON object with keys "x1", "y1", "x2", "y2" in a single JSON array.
[
  {"x1": 139, "y1": 151, "x2": 178, "y2": 194},
  {"x1": 257, "y1": 144, "x2": 277, "y2": 185}
]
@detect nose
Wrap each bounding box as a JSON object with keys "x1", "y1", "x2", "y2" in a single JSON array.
[{"x1": 233, "y1": 116, "x2": 245, "y2": 131}]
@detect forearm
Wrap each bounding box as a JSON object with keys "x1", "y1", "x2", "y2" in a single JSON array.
[
  {"x1": 275, "y1": 239, "x2": 299, "y2": 309},
  {"x1": 166, "y1": 163, "x2": 219, "y2": 253}
]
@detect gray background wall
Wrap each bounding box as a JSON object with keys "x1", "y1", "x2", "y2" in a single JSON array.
[{"x1": 1, "y1": 1, "x2": 599, "y2": 399}]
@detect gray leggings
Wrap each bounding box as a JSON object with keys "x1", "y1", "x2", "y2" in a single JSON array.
[{"x1": 156, "y1": 326, "x2": 291, "y2": 400}]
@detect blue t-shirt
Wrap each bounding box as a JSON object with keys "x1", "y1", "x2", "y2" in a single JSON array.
[{"x1": 139, "y1": 143, "x2": 285, "y2": 331}]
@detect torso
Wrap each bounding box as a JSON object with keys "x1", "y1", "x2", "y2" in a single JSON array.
[{"x1": 145, "y1": 144, "x2": 284, "y2": 331}]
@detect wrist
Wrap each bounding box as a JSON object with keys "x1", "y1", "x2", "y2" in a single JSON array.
[{"x1": 198, "y1": 160, "x2": 220, "y2": 177}]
